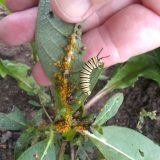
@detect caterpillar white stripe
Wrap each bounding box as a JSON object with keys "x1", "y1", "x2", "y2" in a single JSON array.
[{"x1": 80, "y1": 48, "x2": 109, "y2": 95}]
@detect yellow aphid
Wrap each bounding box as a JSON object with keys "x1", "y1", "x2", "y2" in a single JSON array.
[
  {"x1": 71, "y1": 55, "x2": 75, "y2": 60},
  {"x1": 55, "y1": 119, "x2": 70, "y2": 133},
  {"x1": 53, "y1": 32, "x2": 79, "y2": 134},
  {"x1": 75, "y1": 122, "x2": 86, "y2": 132},
  {"x1": 67, "y1": 52, "x2": 71, "y2": 57},
  {"x1": 65, "y1": 45, "x2": 71, "y2": 52}
]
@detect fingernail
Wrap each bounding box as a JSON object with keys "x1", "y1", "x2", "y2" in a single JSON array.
[
  {"x1": 82, "y1": 0, "x2": 107, "y2": 20},
  {"x1": 52, "y1": 0, "x2": 92, "y2": 22}
]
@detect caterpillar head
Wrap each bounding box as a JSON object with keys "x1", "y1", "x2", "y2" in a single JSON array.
[{"x1": 98, "y1": 59, "x2": 104, "y2": 66}]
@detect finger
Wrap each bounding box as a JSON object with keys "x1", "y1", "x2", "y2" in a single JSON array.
[
  {"x1": 83, "y1": 4, "x2": 160, "y2": 67},
  {"x1": 83, "y1": 0, "x2": 140, "y2": 32},
  {"x1": 51, "y1": 0, "x2": 139, "y2": 27},
  {"x1": 51, "y1": 0, "x2": 107, "y2": 23},
  {"x1": 32, "y1": 63, "x2": 52, "y2": 86},
  {"x1": 0, "y1": 7, "x2": 37, "y2": 46},
  {"x1": 142, "y1": 0, "x2": 160, "y2": 15},
  {"x1": 5, "y1": 0, "x2": 38, "y2": 12}
]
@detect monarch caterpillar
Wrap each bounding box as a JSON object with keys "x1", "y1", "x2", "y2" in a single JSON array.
[{"x1": 80, "y1": 48, "x2": 109, "y2": 95}]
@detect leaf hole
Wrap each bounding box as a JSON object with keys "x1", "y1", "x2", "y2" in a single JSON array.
[
  {"x1": 139, "y1": 149, "x2": 144, "y2": 157},
  {"x1": 49, "y1": 11, "x2": 54, "y2": 18}
]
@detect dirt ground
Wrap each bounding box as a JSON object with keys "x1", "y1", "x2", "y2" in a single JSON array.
[{"x1": 0, "y1": 6, "x2": 160, "y2": 160}]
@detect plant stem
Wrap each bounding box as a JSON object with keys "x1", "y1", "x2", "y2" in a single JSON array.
[
  {"x1": 39, "y1": 95, "x2": 53, "y2": 123},
  {"x1": 49, "y1": 86, "x2": 55, "y2": 99},
  {"x1": 70, "y1": 143, "x2": 75, "y2": 160},
  {"x1": 58, "y1": 141, "x2": 67, "y2": 160},
  {"x1": 41, "y1": 130, "x2": 54, "y2": 160},
  {"x1": 42, "y1": 104, "x2": 53, "y2": 123},
  {"x1": 84, "y1": 90, "x2": 109, "y2": 112}
]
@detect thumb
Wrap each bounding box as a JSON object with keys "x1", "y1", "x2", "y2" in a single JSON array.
[{"x1": 51, "y1": 0, "x2": 106, "y2": 23}]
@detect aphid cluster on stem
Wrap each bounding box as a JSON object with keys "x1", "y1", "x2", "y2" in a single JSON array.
[{"x1": 53, "y1": 33, "x2": 78, "y2": 133}]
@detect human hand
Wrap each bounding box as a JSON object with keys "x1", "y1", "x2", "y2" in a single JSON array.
[{"x1": 0, "y1": 0, "x2": 160, "y2": 86}]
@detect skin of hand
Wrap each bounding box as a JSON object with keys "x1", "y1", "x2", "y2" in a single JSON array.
[{"x1": 0, "y1": 0, "x2": 160, "y2": 86}]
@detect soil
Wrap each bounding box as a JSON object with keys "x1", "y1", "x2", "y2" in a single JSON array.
[{"x1": 0, "y1": 6, "x2": 160, "y2": 160}]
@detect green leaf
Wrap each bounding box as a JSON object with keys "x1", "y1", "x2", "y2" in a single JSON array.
[
  {"x1": 35, "y1": 0, "x2": 104, "y2": 113},
  {"x1": 0, "y1": 59, "x2": 40, "y2": 95},
  {"x1": 0, "y1": 59, "x2": 51, "y2": 104},
  {"x1": 38, "y1": 89, "x2": 51, "y2": 106},
  {"x1": 62, "y1": 130, "x2": 76, "y2": 141},
  {"x1": 28, "y1": 100, "x2": 41, "y2": 108},
  {"x1": 84, "y1": 126, "x2": 160, "y2": 160},
  {"x1": 14, "y1": 128, "x2": 35, "y2": 159},
  {"x1": 77, "y1": 140, "x2": 95, "y2": 160},
  {"x1": 31, "y1": 109, "x2": 43, "y2": 126},
  {"x1": 18, "y1": 130, "x2": 55, "y2": 160},
  {"x1": 0, "y1": 0, "x2": 10, "y2": 12},
  {"x1": 64, "y1": 154, "x2": 70, "y2": 160},
  {"x1": 136, "y1": 109, "x2": 157, "y2": 132},
  {"x1": 99, "y1": 74, "x2": 109, "y2": 81},
  {"x1": 35, "y1": 0, "x2": 75, "y2": 78},
  {"x1": 0, "y1": 0, "x2": 5, "y2": 5},
  {"x1": 77, "y1": 147, "x2": 89, "y2": 160},
  {"x1": 151, "y1": 48, "x2": 160, "y2": 65},
  {"x1": 104, "y1": 51, "x2": 160, "y2": 92},
  {"x1": 93, "y1": 93, "x2": 124, "y2": 126},
  {"x1": 0, "y1": 106, "x2": 26, "y2": 130}
]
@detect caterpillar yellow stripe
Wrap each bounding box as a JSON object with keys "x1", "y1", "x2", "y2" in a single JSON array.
[{"x1": 80, "y1": 48, "x2": 109, "y2": 96}]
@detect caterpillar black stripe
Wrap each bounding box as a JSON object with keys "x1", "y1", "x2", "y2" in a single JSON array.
[{"x1": 80, "y1": 48, "x2": 109, "y2": 95}]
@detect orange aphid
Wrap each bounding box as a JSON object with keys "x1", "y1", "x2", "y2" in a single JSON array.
[
  {"x1": 74, "y1": 122, "x2": 86, "y2": 132},
  {"x1": 55, "y1": 119, "x2": 70, "y2": 133},
  {"x1": 71, "y1": 55, "x2": 75, "y2": 60},
  {"x1": 53, "y1": 33, "x2": 78, "y2": 133}
]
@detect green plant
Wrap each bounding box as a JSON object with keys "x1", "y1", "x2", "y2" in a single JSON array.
[
  {"x1": 1, "y1": 0, "x2": 160, "y2": 159},
  {"x1": 0, "y1": 0, "x2": 10, "y2": 12},
  {"x1": 137, "y1": 109, "x2": 157, "y2": 132},
  {"x1": 0, "y1": 59, "x2": 51, "y2": 105}
]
